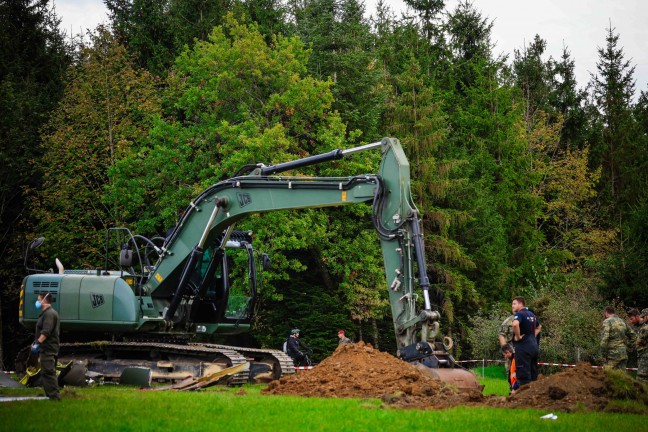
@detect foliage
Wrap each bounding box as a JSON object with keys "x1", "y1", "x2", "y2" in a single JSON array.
[
  {"x1": 531, "y1": 274, "x2": 605, "y2": 364},
  {"x1": 29, "y1": 28, "x2": 162, "y2": 268},
  {"x1": 0, "y1": 0, "x2": 73, "y2": 287},
  {"x1": 0, "y1": 0, "x2": 74, "y2": 369},
  {"x1": 466, "y1": 308, "x2": 510, "y2": 360},
  {"x1": 4, "y1": 0, "x2": 648, "y2": 370},
  {"x1": 290, "y1": 0, "x2": 386, "y2": 139}
]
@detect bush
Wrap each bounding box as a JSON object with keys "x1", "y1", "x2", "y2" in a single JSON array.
[{"x1": 466, "y1": 308, "x2": 511, "y2": 360}]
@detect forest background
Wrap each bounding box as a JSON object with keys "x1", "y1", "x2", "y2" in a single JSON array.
[{"x1": 1, "y1": 0, "x2": 647, "y2": 370}]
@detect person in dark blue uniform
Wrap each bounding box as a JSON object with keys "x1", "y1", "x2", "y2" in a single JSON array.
[{"x1": 511, "y1": 296, "x2": 541, "y2": 386}]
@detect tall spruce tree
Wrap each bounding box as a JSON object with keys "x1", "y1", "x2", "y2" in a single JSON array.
[
  {"x1": 513, "y1": 35, "x2": 552, "y2": 123},
  {"x1": 290, "y1": 0, "x2": 385, "y2": 139},
  {"x1": 590, "y1": 24, "x2": 647, "y2": 302},
  {"x1": 590, "y1": 24, "x2": 636, "y2": 206},
  {"x1": 548, "y1": 46, "x2": 588, "y2": 150}
]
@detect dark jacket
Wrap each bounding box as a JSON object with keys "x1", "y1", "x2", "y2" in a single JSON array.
[
  {"x1": 36, "y1": 306, "x2": 60, "y2": 355},
  {"x1": 286, "y1": 335, "x2": 304, "y2": 359}
]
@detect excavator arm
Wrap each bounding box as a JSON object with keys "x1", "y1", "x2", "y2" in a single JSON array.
[{"x1": 148, "y1": 138, "x2": 439, "y2": 349}]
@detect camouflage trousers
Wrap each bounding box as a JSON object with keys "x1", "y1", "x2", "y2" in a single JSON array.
[
  {"x1": 604, "y1": 357, "x2": 627, "y2": 371},
  {"x1": 39, "y1": 353, "x2": 60, "y2": 400},
  {"x1": 638, "y1": 353, "x2": 648, "y2": 382}
]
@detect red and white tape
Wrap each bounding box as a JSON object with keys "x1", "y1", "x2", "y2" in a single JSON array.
[
  {"x1": 294, "y1": 366, "x2": 314, "y2": 370},
  {"x1": 455, "y1": 359, "x2": 638, "y2": 371}
]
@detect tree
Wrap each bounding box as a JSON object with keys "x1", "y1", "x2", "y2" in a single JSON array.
[
  {"x1": 290, "y1": 0, "x2": 386, "y2": 139},
  {"x1": 105, "y1": 16, "x2": 389, "y2": 346},
  {"x1": 0, "y1": 0, "x2": 73, "y2": 369},
  {"x1": 513, "y1": 34, "x2": 552, "y2": 124},
  {"x1": 106, "y1": 0, "x2": 175, "y2": 75},
  {"x1": 548, "y1": 46, "x2": 588, "y2": 150},
  {"x1": 29, "y1": 28, "x2": 162, "y2": 268},
  {"x1": 387, "y1": 56, "x2": 475, "y2": 329},
  {"x1": 588, "y1": 25, "x2": 647, "y2": 303},
  {"x1": 589, "y1": 24, "x2": 637, "y2": 206}
]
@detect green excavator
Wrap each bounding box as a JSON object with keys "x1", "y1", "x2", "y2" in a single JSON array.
[{"x1": 19, "y1": 137, "x2": 479, "y2": 390}]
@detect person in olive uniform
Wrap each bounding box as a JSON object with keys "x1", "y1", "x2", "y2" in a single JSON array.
[
  {"x1": 498, "y1": 315, "x2": 515, "y2": 373},
  {"x1": 337, "y1": 330, "x2": 352, "y2": 345},
  {"x1": 32, "y1": 292, "x2": 60, "y2": 400},
  {"x1": 600, "y1": 305, "x2": 635, "y2": 371},
  {"x1": 635, "y1": 308, "x2": 648, "y2": 382}
]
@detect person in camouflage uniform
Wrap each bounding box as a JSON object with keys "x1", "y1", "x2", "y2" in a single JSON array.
[
  {"x1": 498, "y1": 315, "x2": 515, "y2": 372},
  {"x1": 600, "y1": 306, "x2": 635, "y2": 371},
  {"x1": 636, "y1": 308, "x2": 648, "y2": 382},
  {"x1": 628, "y1": 308, "x2": 644, "y2": 332}
]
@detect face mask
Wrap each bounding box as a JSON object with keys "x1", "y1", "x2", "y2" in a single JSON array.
[{"x1": 35, "y1": 300, "x2": 42, "y2": 310}]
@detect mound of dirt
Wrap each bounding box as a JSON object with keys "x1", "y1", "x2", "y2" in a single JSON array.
[
  {"x1": 263, "y1": 342, "x2": 476, "y2": 409},
  {"x1": 264, "y1": 343, "x2": 648, "y2": 413},
  {"x1": 495, "y1": 363, "x2": 648, "y2": 413}
]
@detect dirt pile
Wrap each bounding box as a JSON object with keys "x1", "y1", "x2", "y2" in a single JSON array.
[
  {"x1": 497, "y1": 363, "x2": 648, "y2": 413},
  {"x1": 264, "y1": 344, "x2": 648, "y2": 413},
  {"x1": 263, "y1": 342, "x2": 475, "y2": 409}
]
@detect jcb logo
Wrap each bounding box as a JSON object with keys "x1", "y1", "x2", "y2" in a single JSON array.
[
  {"x1": 237, "y1": 193, "x2": 252, "y2": 207},
  {"x1": 90, "y1": 293, "x2": 105, "y2": 309}
]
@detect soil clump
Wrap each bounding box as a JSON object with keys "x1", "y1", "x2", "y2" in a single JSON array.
[{"x1": 263, "y1": 342, "x2": 648, "y2": 413}]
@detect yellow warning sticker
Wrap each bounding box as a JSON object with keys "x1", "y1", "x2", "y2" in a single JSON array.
[{"x1": 155, "y1": 273, "x2": 163, "y2": 283}]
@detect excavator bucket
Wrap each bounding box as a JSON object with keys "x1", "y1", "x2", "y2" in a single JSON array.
[{"x1": 414, "y1": 363, "x2": 483, "y2": 392}]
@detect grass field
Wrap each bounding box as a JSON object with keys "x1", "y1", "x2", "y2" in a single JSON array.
[{"x1": 0, "y1": 369, "x2": 645, "y2": 432}]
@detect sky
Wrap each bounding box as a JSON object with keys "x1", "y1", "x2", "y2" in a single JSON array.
[{"x1": 53, "y1": 0, "x2": 647, "y2": 98}]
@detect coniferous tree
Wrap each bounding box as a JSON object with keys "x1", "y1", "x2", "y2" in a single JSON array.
[
  {"x1": 590, "y1": 24, "x2": 636, "y2": 206},
  {"x1": 106, "y1": 0, "x2": 175, "y2": 75},
  {"x1": 548, "y1": 47, "x2": 588, "y2": 150},
  {"x1": 513, "y1": 35, "x2": 552, "y2": 123},
  {"x1": 589, "y1": 25, "x2": 646, "y2": 303},
  {"x1": 387, "y1": 56, "x2": 476, "y2": 331},
  {"x1": 290, "y1": 0, "x2": 385, "y2": 139}
]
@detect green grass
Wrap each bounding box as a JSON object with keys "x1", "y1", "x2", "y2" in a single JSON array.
[
  {"x1": 1, "y1": 382, "x2": 646, "y2": 432},
  {"x1": 470, "y1": 364, "x2": 511, "y2": 396}
]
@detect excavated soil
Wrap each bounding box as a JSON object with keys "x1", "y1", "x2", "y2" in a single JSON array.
[{"x1": 263, "y1": 342, "x2": 648, "y2": 413}]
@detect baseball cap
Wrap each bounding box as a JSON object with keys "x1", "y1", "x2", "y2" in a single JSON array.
[
  {"x1": 291, "y1": 328, "x2": 300, "y2": 334},
  {"x1": 338, "y1": 330, "x2": 345, "y2": 335}
]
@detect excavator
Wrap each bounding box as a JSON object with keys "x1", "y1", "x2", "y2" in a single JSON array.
[{"x1": 18, "y1": 137, "x2": 479, "y2": 390}]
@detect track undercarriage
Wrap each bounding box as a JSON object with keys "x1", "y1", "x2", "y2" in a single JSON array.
[{"x1": 16, "y1": 341, "x2": 295, "y2": 386}]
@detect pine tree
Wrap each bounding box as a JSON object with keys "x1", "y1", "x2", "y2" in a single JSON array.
[{"x1": 387, "y1": 56, "x2": 476, "y2": 326}]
